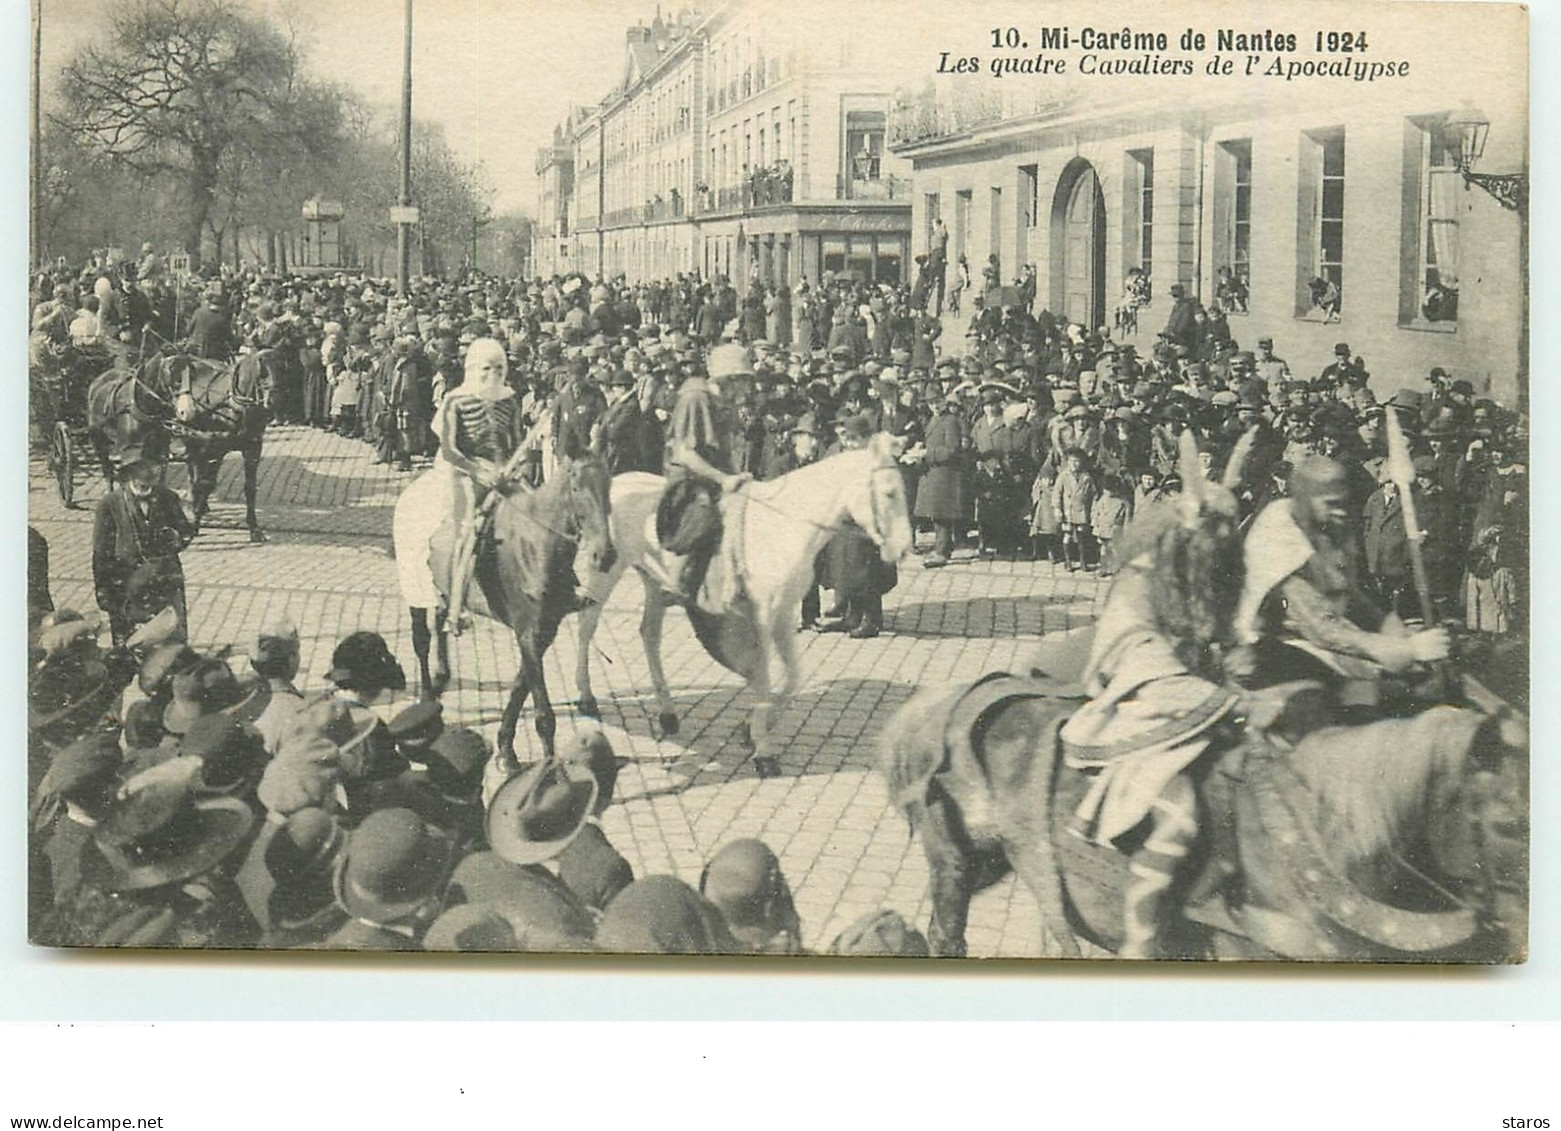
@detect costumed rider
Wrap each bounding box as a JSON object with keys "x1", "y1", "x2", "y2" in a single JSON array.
[
  {"x1": 438, "y1": 338, "x2": 526, "y2": 633},
  {"x1": 657, "y1": 341, "x2": 753, "y2": 603},
  {"x1": 1232, "y1": 454, "x2": 1450, "y2": 698},
  {"x1": 1057, "y1": 431, "x2": 1252, "y2": 958}
]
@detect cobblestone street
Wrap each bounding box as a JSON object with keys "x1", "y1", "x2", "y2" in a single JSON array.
[{"x1": 30, "y1": 423, "x2": 1109, "y2": 956}]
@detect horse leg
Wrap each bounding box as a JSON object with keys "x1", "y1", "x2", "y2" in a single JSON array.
[
  {"x1": 431, "y1": 608, "x2": 451, "y2": 696},
  {"x1": 410, "y1": 607, "x2": 435, "y2": 699},
  {"x1": 522, "y1": 630, "x2": 559, "y2": 765},
  {"x1": 917, "y1": 791, "x2": 977, "y2": 958},
  {"x1": 638, "y1": 573, "x2": 679, "y2": 737},
  {"x1": 496, "y1": 650, "x2": 531, "y2": 777},
  {"x1": 187, "y1": 451, "x2": 211, "y2": 527},
  {"x1": 575, "y1": 595, "x2": 604, "y2": 720},
  {"x1": 243, "y1": 443, "x2": 265, "y2": 542}
]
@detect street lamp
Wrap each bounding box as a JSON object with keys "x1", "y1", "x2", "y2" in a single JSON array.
[{"x1": 1446, "y1": 103, "x2": 1526, "y2": 212}]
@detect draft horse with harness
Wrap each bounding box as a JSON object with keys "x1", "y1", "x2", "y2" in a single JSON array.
[{"x1": 87, "y1": 350, "x2": 274, "y2": 542}]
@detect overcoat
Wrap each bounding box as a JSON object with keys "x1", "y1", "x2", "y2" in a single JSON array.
[{"x1": 913, "y1": 410, "x2": 972, "y2": 521}]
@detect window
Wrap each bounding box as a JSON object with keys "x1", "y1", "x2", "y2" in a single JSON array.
[
  {"x1": 1020, "y1": 165, "x2": 1039, "y2": 228},
  {"x1": 1419, "y1": 124, "x2": 1461, "y2": 321},
  {"x1": 925, "y1": 193, "x2": 941, "y2": 249},
  {"x1": 1297, "y1": 129, "x2": 1345, "y2": 318},
  {"x1": 1126, "y1": 149, "x2": 1154, "y2": 283},
  {"x1": 845, "y1": 111, "x2": 886, "y2": 191},
  {"x1": 1213, "y1": 139, "x2": 1251, "y2": 312}
]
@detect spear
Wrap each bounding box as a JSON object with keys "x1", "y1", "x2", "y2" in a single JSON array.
[
  {"x1": 1383, "y1": 405, "x2": 1451, "y2": 696},
  {"x1": 1382, "y1": 405, "x2": 1437, "y2": 628}
]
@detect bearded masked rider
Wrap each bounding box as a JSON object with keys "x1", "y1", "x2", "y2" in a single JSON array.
[
  {"x1": 1233, "y1": 455, "x2": 1450, "y2": 697},
  {"x1": 1057, "y1": 432, "x2": 1251, "y2": 957},
  {"x1": 438, "y1": 338, "x2": 525, "y2": 633}
]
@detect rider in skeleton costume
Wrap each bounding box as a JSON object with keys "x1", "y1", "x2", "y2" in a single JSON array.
[{"x1": 437, "y1": 338, "x2": 525, "y2": 632}]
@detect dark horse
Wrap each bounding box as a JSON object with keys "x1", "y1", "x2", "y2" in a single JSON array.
[
  {"x1": 87, "y1": 351, "x2": 272, "y2": 541},
  {"x1": 393, "y1": 455, "x2": 617, "y2": 773},
  {"x1": 879, "y1": 672, "x2": 1527, "y2": 962}
]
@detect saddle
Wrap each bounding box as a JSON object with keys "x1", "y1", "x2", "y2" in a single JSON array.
[{"x1": 645, "y1": 484, "x2": 749, "y2": 617}]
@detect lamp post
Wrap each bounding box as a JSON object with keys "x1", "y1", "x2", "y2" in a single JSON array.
[
  {"x1": 1446, "y1": 104, "x2": 1527, "y2": 410},
  {"x1": 396, "y1": 0, "x2": 414, "y2": 295}
]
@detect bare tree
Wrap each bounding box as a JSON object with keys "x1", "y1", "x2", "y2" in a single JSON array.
[{"x1": 61, "y1": 0, "x2": 341, "y2": 261}]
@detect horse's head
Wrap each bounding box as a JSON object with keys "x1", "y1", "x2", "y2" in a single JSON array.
[
  {"x1": 562, "y1": 455, "x2": 617, "y2": 581},
  {"x1": 165, "y1": 354, "x2": 200, "y2": 424},
  {"x1": 842, "y1": 434, "x2": 915, "y2": 564}
]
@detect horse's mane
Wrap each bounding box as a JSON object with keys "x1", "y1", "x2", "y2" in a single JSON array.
[
  {"x1": 748, "y1": 444, "x2": 877, "y2": 503},
  {"x1": 1286, "y1": 712, "x2": 1478, "y2": 866}
]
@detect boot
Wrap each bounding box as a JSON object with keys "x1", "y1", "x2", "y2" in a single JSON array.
[
  {"x1": 1120, "y1": 777, "x2": 1198, "y2": 959},
  {"x1": 1063, "y1": 537, "x2": 1079, "y2": 572}
]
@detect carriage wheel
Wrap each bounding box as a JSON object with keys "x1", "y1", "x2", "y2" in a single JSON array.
[{"x1": 51, "y1": 422, "x2": 76, "y2": 509}]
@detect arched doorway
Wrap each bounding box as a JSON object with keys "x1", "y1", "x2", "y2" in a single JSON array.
[{"x1": 1049, "y1": 159, "x2": 1107, "y2": 330}]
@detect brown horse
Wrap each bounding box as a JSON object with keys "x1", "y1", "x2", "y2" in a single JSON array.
[
  {"x1": 394, "y1": 455, "x2": 617, "y2": 772},
  {"x1": 878, "y1": 673, "x2": 1527, "y2": 961},
  {"x1": 88, "y1": 351, "x2": 273, "y2": 540}
]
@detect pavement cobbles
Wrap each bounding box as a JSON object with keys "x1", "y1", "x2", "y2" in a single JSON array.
[{"x1": 30, "y1": 420, "x2": 1109, "y2": 957}]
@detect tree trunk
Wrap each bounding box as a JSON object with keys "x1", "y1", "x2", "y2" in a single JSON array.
[{"x1": 188, "y1": 148, "x2": 220, "y2": 263}]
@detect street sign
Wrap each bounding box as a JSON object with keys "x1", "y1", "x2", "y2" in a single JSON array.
[{"x1": 389, "y1": 205, "x2": 421, "y2": 225}]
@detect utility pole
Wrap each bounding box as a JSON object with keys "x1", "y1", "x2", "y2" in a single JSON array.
[
  {"x1": 396, "y1": 0, "x2": 414, "y2": 294},
  {"x1": 31, "y1": 3, "x2": 42, "y2": 268}
]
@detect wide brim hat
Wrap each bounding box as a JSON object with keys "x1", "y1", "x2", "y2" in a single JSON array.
[
  {"x1": 486, "y1": 760, "x2": 598, "y2": 867},
  {"x1": 423, "y1": 903, "x2": 521, "y2": 951},
  {"x1": 444, "y1": 850, "x2": 595, "y2": 949},
  {"x1": 91, "y1": 783, "x2": 254, "y2": 893}
]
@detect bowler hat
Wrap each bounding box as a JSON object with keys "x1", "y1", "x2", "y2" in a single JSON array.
[
  {"x1": 698, "y1": 838, "x2": 801, "y2": 954},
  {"x1": 424, "y1": 727, "x2": 489, "y2": 796},
  {"x1": 594, "y1": 876, "x2": 738, "y2": 955},
  {"x1": 325, "y1": 631, "x2": 406, "y2": 693},
  {"x1": 486, "y1": 759, "x2": 598, "y2": 866},
  {"x1": 333, "y1": 807, "x2": 453, "y2": 924}
]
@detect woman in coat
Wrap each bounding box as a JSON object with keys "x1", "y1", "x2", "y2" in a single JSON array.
[{"x1": 913, "y1": 391, "x2": 972, "y2": 568}]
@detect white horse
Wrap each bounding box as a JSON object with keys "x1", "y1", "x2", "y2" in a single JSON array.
[{"x1": 574, "y1": 434, "x2": 915, "y2": 774}]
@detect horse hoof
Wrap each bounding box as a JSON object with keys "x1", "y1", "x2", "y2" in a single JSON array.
[
  {"x1": 249, "y1": 528, "x2": 267, "y2": 544},
  {"x1": 495, "y1": 753, "x2": 521, "y2": 778},
  {"x1": 578, "y1": 696, "x2": 601, "y2": 720},
  {"x1": 657, "y1": 712, "x2": 680, "y2": 737},
  {"x1": 754, "y1": 755, "x2": 781, "y2": 780}
]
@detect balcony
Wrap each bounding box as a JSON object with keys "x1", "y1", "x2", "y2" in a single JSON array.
[
  {"x1": 887, "y1": 86, "x2": 1069, "y2": 149},
  {"x1": 836, "y1": 172, "x2": 911, "y2": 201}
]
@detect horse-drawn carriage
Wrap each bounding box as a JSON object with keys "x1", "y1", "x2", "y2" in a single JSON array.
[{"x1": 30, "y1": 339, "x2": 119, "y2": 508}]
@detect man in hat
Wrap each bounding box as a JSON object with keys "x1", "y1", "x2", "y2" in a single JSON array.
[
  {"x1": 1252, "y1": 337, "x2": 1290, "y2": 384},
  {"x1": 92, "y1": 449, "x2": 195, "y2": 649},
  {"x1": 325, "y1": 808, "x2": 453, "y2": 949},
  {"x1": 914, "y1": 389, "x2": 972, "y2": 567},
  {"x1": 1320, "y1": 343, "x2": 1358, "y2": 387},
  {"x1": 184, "y1": 285, "x2": 233, "y2": 361},
  {"x1": 594, "y1": 367, "x2": 662, "y2": 475},
  {"x1": 250, "y1": 618, "x2": 306, "y2": 757},
  {"x1": 698, "y1": 838, "x2": 802, "y2": 954},
  {"x1": 1161, "y1": 284, "x2": 1199, "y2": 353}
]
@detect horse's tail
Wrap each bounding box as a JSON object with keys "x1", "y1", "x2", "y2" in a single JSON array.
[{"x1": 878, "y1": 683, "x2": 968, "y2": 816}]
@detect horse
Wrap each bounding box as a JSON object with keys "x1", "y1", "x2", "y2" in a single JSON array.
[
  {"x1": 572, "y1": 435, "x2": 915, "y2": 776},
  {"x1": 878, "y1": 672, "x2": 1528, "y2": 961},
  {"x1": 88, "y1": 351, "x2": 272, "y2": 541},
  {"x1": 393, "y1": 455, "x2": 616, "y2": 772}
]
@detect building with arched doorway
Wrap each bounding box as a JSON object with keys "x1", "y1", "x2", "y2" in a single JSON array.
[{"x1": 889, "y1": 64, "x2": 1526, "y2": 407}]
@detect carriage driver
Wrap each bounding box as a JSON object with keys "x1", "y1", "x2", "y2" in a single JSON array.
[
  {"x1": 439, "y1": 338, "x2": 526, "y2": 633},
  {"x1": 656, "y1": 342, "x2": 754, "y2": 602}
]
